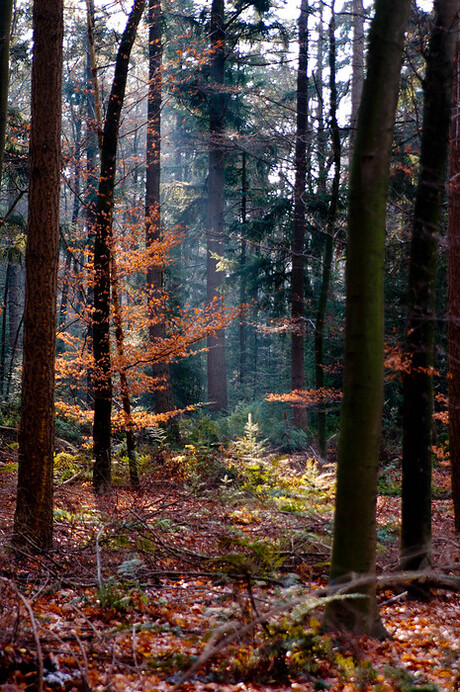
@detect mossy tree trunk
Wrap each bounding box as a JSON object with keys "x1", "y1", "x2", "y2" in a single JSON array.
[
  {"x1": 12, "y1": 0, "x2": 63, "y2": 552},
  {"x1": 349, "y1": 0, "x2": 364, "y2": 169},
  {"x1": 401, "y1": 0, "x2": 458, "y2": 570},
  {"x1": 323, "y1": 0, "x2": 410, "y2": 636}
]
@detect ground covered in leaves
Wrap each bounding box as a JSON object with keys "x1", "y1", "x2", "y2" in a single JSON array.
[{"x1": 0, "y1": 439, "x2": 459, "y2": 691}]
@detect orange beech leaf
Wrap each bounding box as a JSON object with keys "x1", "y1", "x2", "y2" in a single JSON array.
[{"x1": 266, "y1": 387, "x2": 342, "y2": 407}]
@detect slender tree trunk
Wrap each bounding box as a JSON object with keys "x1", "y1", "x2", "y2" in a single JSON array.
[
  {"x1": 12, "y1": 0, "x2": 63, "y2": 552},
  {"x1": 323, "y1": 0, "x2": 410, "y2": 636},
  {"x1": 7, "y1": 259, "x2": 18, "y2": 385},
  {"x1": 145, "y1": 0, "x2": 175, "y2": 417},
  {"x1": 92, "y1": 0, "x2": 145, "y2": 494},
  {"x1": 88, "y1": 3, "x2": 140, "y2": 481},
  {"x1": 59, "y1": 122, "x2": 81, "y2": 331},
  {"x1": 0, "y1": 261, "x2": 10, "y2": 397},
  {"x1": 207, "y1": 0, "x2": 228, "y2": 412},
  {"x1": 0, "y1": 0, "x2": 13, "y2": 184},
  {"x1": 111, "y1": 256, "x2": 139, "y2": 487},
  {"x1": 85, "y1": 0, "x2": 98, "y2": 407},
  {"x1": 291, "y1": 0, "x2": 309, "y2": 431},
  {"x1": 448, "y1": 26, "x2": 460, "y2": 534},
  {"x1": 402, "y1": 0, "x2": 458, "y2": 570},
  {"x1": 314, "y1": 4, "x2": 341, "y2": 458},
  {"x1": 239, "y1": 150, "x2": 247, "y2": 388}
]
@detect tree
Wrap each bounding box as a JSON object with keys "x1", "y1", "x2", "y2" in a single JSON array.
[
  {"x1": 401, "y1": 0, "x2": 458, "y2": 571},
  {"x1": 12, "y1": 0, "x2": 64, "y2": 550},
  {"x1": 146, "y1": 0, "x2": 176, "y2": 418},
  {"x1": 0, "y1": 0, "x2": 13, "y2": 184},
  {"x1": 323, "y1": 0, "x2": 410, "y2": 636},
  {"x1": 207, "y1": 0, "x2": 228, "y2": 412},
  {"x1": 92, "y1": 0, "x2": 146, "y2": 494},
  {"x1": 349, "y1": 0, "x2": 364, "y2": 169},
  {"x1": 448, "y1": 25, "x2": 460, "y2": 534},
  {"x1": 314, "y1": 1, "x2": 341, "y2": 458},
  {"x1": 291, "y1": 0, "x2": 309, "y2": 431}
]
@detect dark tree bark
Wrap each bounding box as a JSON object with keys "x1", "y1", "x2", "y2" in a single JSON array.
[
  {"x1": 92, "y1": 0, "x2": 145, "y2": 494},
  {"x1": 111, "y1": 256, "x2": 139, "y2": 487},
  {"x1": 12, "y1": 0, "x2": 63, "y2": 551},
  {"x1": 239, "y1": 150, "x2": 247, "y2": 388},
  {"x1": 0, "y1": 0, "x2": 13, "y2": 183},
  {"x1": 349, "y1": 0, "x2": 364, "y2": 170},
  {"x1": 448, "y1": 26, "x2": 460, "y2": 534},
  {"x1": 402, "y1": 0, "x2": 458, "y2": 570},
  {"x1": 314, "y1": 3, "x2": 341, "y2": 458},
  {"x1": 0, "y1": 260, "x2": 11, "y2": 397},
  {"x1": 85, "y1": 0, "x2": 99, "y2": 407},
  {"x1": 207, "y1": 0, "x2": 228, "y2": 412},
  {"x1": 291, "y1": 0, "x2": 309, "y2": 431},
  {"x1": 145, "y1": 0, "x2": 175, "y2": 418},
  {"x1": 323, "y1": 0, "x2": 410, "y2": 636}
]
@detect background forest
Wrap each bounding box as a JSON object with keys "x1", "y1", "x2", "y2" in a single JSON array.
[
  {"x1": 2, "y1": 0, "x2": 436, "y2": 454},
  {"x1": 1, "y1": 0, "x2": 460, "y2": 689}
]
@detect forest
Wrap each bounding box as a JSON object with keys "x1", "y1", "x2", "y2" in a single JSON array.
[{"x1": 0, "y1": 0, "x2": 460, "y2": 689}]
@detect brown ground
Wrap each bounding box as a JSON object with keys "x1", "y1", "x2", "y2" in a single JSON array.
[{"x1": 0, "y1": 447, "x2": 459, "y2": 691}]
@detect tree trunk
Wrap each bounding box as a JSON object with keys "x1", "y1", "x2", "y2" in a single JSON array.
[
  {"x1": 314, "y1": 3, "x2": 341, "y2": 459},
  {"x1": 323, "y1": 0, "x2": 410, "y2": 636},
  {"x1": 239, "y1": 150, "x2": 247, "y2": 388},
  {"x1": 85, "y1": 0, "x2": 98, "y2": 407},
  {"x1": 111, "y1": 256, "x2": 139, "y2": 487},
  {"x1": 59, "y1": 122, "x2": 81, "y2": 331},
  {"x1": 291, "y1": 0, "x2": 309, "y2": 431},
  {"x1": 145, "y1": 0, "x2": 175, "y2": 418},
  {"x1": 12, "y1": 0, "x2": 63, "y2": 552},
  {"x1": 92, "y1": 0, "x2": 145, "y2": 494},
  {"x1": 402, "y1": 0, "x2": 458, "y2": 570},
  {"x1": 207, "y1": 0, "x2": 227, "y2": 412},
  {"x1": 349, "y1": 0, "x2": 364, "y2": 170},
  {"x1": 0, "y1": 0, "x2": 13, "y2": 184},
  {"x1": 448, "y1": 26, "x2": 460, "y2": 534},
  {"x1": 7, "y1": 259, "x2": 19, "y2": 386},
  {"x1": 0, "y1": 261, "x2": 10, "y2": 397}
]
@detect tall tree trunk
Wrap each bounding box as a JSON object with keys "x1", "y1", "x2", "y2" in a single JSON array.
[
  {"x1": 12, "y1": 0, "x2": 63, "y2": 552},
  {"x1": 314, "y1": 3, "x2": 341, "y2": 458},
  {"x1": 349, "y1": 0, "x2": 365, "y2": 170},
  {"x1": 59, "y1": 120, "x2": 81, "y2": 331},
  {"x1": 7, "y1": 259, "x2": 19, "y2": 385},
  {"x1": 291, "y1": 0, "x2": 309, "y2": 431},
  {"x1": 0, "y1": 0, "x2": 13, "y2": 184},
  {"x1": 85, "y1": 0, "x2": 98, "y2": 407},
  {"x1": 323, "y1": 0, "x2": 410, "y2": 636},
  {"x1": 239, "y1": 150, "x2": 247, "y2": 388},
  {"x1": 0, "y1": 261, "x2": 11, "y2": 397},
  {"x1": 207, "y1": 0, "x2": 228, "y2": 412},
  {"x1": 448, "y1": 26, "x2": 460, "y2": 534},
  {"x1": 145, "y1": 0, "x2": 175, "y2": 417},
  {"x1": 402, "y1": 0, "x2": 458, "y2": 570},
  {"x1": 111, "y1": 255, "x2": 139, "y2": 487},
  {"x1": 92, "y1": 0, "x2": 145, "y2": 494}
]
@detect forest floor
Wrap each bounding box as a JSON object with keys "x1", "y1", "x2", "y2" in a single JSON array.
[{"x1": 0, "y1": 441, "x2": 459, "y2": 691}]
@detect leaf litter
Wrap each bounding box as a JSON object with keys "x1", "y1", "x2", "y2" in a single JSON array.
[{"x1": 0, "y1": 450, "x2": 459, "y2": 691}]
